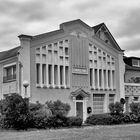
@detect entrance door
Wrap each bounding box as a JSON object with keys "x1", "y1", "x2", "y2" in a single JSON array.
[{"x1": 76, "y1": 102, "x2": 83, "y2": 119}]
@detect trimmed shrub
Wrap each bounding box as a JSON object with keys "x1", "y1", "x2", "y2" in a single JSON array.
[
  {"x1": 130, "y1": 102, "x2": 140, "y2": 115},
  {"x1": 46, "y1": 100, "x2": 70, "y2": 116},
  {"x1": 86, "y1": 114, "x2": 113, "y2": 125},
  {"x1": 122, "y1": 113, "x2": 131, "y2": 123},
  {"x1": 129, "y1": 113, "x2": 138, "y2": 123},
  {"x1": 109, "y1": 102, "x2": 123, "y2": 115},
  {"x1": 67, "y1": 116, "x2": 82, "y2": 127},
  {"x1": 111, "y1": 114, "x2": 124, "y2": 124},
  {"x1": 46, "y1": 114, "x2": 68, "y2": 128}
]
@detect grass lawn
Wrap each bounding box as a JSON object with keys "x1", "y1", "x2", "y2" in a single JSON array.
[{"x1": 1, "y1": 124, "x2": 140, "y2": 140}]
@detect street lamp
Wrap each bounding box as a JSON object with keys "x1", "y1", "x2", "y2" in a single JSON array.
[{"x1": 23, "y1": 80, "x2": 29, "y2": 98}]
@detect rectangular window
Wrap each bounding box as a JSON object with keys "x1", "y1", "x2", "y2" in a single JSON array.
[
  {"x1": 48, "y1": 65, "x2": 52, "y2": 84},
  {"x1": 104, "y1": 70, "x2": 106, "y2": 88},
  {"x1": 54, "y1": 65, "x2": 58, "y2": 85},
  {"x1": 99, "y1": 69, "x2": 102, "y2": 88},
  {"x1": 90, "y1": 68, "x2": 93, "y2": 87},
  {"x1": 133, "y1": 96, "x2": 139, "y2": 102},
  {"x1": 93, "y1": 94, "x2": 104, "y2": 114},
  {"x1": 132, "y1": 59, "x2": 139, "y2": 67},
  {"x1": 65, "y1": 48, "x2": 69, "y2": 55},
  {"x1": 65, "y1": 66, "x2": 69, "y2": 86},
  {"x1": 36, "y1": 64, "x2": 40, "y2": 84},
  {"x1": 42, "y1": 64, "x2": 46, "y2": 84},
  {"x1": 48, "y1": 50, "x2": 52, "y2": 63},
  {"x1": 3, "y1": 65, "x2": 16, "y2": 83},
  {"x1": 95, "y1": 69, "x2": 98, "y2": 88},
  {"x1": 112, "y1": 70, "x2": 115, "y2": 89},
  {"x1": 60, "y1": 66, "x2": 63, "y2": 85}
]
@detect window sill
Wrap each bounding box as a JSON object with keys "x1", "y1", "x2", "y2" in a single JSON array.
[{"x1": 3, "y1": 79, "x2": 16, "y2": 83}]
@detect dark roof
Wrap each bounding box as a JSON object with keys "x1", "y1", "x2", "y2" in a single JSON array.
[
  {"x1": 0, "y1": 46, "x2": 21, "y2": 61},
  {"x1": 125, "y1": 64, "x2": 140, "y2": 71},
  {"x1": 92, "y1": 23, "x2": 104, "y2": 33},
  {"x1": 125, "y1": 57, "x2": 140, "y2": 60}
]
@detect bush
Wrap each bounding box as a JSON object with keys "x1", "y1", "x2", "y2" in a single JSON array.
[
  {"x1": 122, "y1": 113, "x2": 131, "y2": 123},
  {"x1": 109, "y1": 102, "x2": 123, "y2": 115},
  {"x1": 67, "y1": 117, "x2": 82, "y2": 127},
  {"x1": 46, "y1": 100, "x2": 70, "y2": 116},
  {"x1": 46, "y1": 114, "x2": 69, "y2": 128},
  {"x1": 130, "y1": 102, "x2": 140, "y2": 115},
  {"x1": 30, "y1": 104, "x2": 52, "y2": 129},
  {"x1": 86, "y1": 114, "x2": 113, "y2": 125},
  {"x1": 0, "y1": 94, "x2": 30, "y2": 129},
  {"x1": 111, "y1": 114, "x2": 124, "y2": 124},
  {"x1": 129, "y1": 113, "x2": 138, "y2": 123}
]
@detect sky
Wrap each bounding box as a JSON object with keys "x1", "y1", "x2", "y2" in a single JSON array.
[{"x1": 0, "y1": 0, "x2": 140, "y2": 57}]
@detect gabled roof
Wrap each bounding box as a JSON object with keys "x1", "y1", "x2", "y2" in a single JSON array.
[
  {"x1": 0, "y1": 46, "x2": 21, "y2": 61},
  {"x1": 92, "y1": 23, "x2": 104, "y2": 33},
  {"x1": 71, "y1": 88, "x2": 90, "y2": 97},
  {"x1": 93, "y1": 23, "x2": 123, "y2": 52}
]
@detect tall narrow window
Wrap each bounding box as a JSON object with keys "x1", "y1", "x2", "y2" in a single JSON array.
[
  {"x1": 42, "y1": 64, "x2": 46, "y2": 84},
  {"x1": 99, "y1": 69, "x2": 102, "y2": 88},
  {"x1": 54, "y1": 65, "x2": 58, "y2": 85},
  {"x1": 48, "y1": 65, "x2": 52, "y2": 84},
  {"x1": 90, "y1": 68, "x2": 93, "y2": 87},
  {"x1": 112, "y1": 70, "x2": 115, "y2": 89},
  {"x1": 36, "y1": 64, "x2": 40, "y2": 84},
  {"x1": 65, "y1": 66, "x2": 69, "y2": 86},
  {"x1": 60, "y1": 66, "x2": 63, "y2": 85},
  {"x1": 104, "y1": 70, "x2": 106, "y2": 88},
  {"x1": 95, "y1": 69, "x2": 98, "y2": 88}
]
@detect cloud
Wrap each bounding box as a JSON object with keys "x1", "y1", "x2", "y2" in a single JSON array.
[
  {"x1": 0, "y1": 0, "x2": 50, "y2": 22},
  {"x1": 0, "y1": 0, "x2": 140, "y2": 58},
  {"x1": 116, "y1": 8, "x2": 140, "y2": 38}
]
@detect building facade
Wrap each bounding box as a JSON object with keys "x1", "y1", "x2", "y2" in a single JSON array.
[
  {"x1": 124, "y1": 57, "x2": 140, "y2": 111},
  {"x1": 0, "y1": 19, "x2": 125, "y2": 121}
]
